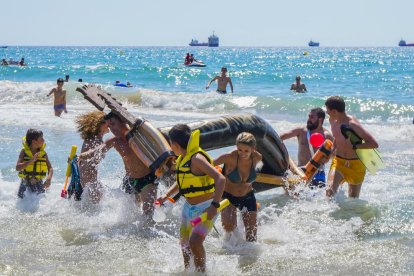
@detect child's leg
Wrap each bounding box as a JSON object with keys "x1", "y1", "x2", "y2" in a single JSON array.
[
  {"x1": 189, "y1": 233, "x2": 207, "y2": 273},
  {"x1": 17, "y1": 181, "x2": 26, "y2": 198}
]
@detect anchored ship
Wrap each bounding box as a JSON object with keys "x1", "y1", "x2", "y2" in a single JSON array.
[
  {"x1": 189, "y1": 32, "x2": 219, "y2": 47},
  {"x1": 308, "y1": 40, "x2": 319, "y2": 47}
]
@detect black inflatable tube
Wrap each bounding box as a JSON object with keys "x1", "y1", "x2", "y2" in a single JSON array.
[{"x1": 159, "y1": 114, "x2": 289, "y2": 192}]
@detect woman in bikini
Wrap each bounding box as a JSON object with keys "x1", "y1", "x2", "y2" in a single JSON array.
[{"x1": 214, "y1": 132, "x2": 262, "y2": 242}]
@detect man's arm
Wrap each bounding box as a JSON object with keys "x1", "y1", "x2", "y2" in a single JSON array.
[
  {"x1": 350, "y1": 120, "x2": 379, "y2": 149},
  {"x1": 290, "y1": 84, "x2": 295, "y2": 91},
  {"x1": 47, "y1": 88, "x2": 56, "y2": 97},
  {"x1": 78, "y1": 137, "x2": 114, "y2": 160},
  {"x1": 228, "y1": 78, "x2": 234, "y2": 93},
  {"x1": 206, "y1": 76, "x2": 218, "y2": 89},
  {"x1": 303, "y1": 84, "x2": 307, "y2": 92},
  {"x1": 280, "y1": 128, "x2": 301, "y2": 141},
  {"x1": 63, "y1": 91, "x2": 67, "y2": 112}
]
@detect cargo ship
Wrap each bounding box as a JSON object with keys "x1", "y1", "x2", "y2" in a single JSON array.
[{"x1": 189, "y1": 32, "x2": 219, "y2": 47}]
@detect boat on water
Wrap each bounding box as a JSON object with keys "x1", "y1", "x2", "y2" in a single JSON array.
[
  {"x1": 308, "y1": 40, "x2": 319, "y2": 47},
  {"x1": 398, "y1": 39, "x2": 414, "y2": 47},
  {"x1": 0, "y1": 46, "x2": 7, "y2": 49},
  {"x1": 184, "y1": 60, "x2": 206, "y2": 67},
  {"x1": 189, "y1": 32, "x2": 219, "y2": 47}
]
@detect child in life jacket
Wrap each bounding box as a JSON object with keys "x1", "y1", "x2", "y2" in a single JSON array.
[{"x1": 16, "y1": 129, "x2": 53, "y2": 198}]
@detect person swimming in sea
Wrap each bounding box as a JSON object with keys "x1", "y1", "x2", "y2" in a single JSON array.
[
  {"x1": 206, "y1": 67, "x2": 234, "y2": 94},
  {"x1": 47, "y1": 78, "x2": 67, "y2": 117}
]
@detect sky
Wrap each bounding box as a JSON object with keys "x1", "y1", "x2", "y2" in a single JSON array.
[{"x1": 1, "y1": 0, "x2": 414, "y2": 47}]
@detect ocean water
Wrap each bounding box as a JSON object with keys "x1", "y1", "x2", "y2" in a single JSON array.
[{"x1": 0, "y1": 46, "x2": 413, "y2": 275}]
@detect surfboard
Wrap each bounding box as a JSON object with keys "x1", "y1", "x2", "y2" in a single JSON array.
[{"x1": 340, "y1": 125, "x2": 385, "y2": 175}]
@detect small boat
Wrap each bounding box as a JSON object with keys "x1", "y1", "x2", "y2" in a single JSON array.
[
  {"x1": 398, "y1": 39, "x2": 414, "y2": 47},
  {"x1": 308, "y1": 40, "x2": 319, "y2": 47},
  {"x1": 0, "y1": 46, "x2": 7, "y2": 49},
  {"x1": 184, "y1": 60, "x2": 206, "y2": 67}
]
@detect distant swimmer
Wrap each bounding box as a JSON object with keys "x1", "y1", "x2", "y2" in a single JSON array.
[
  {"x1": 206, "y1": 67, "x2": 234, "y2": 94},
  {"x1": 65, "y1": 74, "x2": 70, "y2": 82},
  {"x1": 19, "y1": 58, "x2": 26, "y2": 66},
  {"x1": 1, "y1": 59, "x2": 8, "y2": 65},
  {"x1": 47, "y1": 78, "x2": 67, "y2": 117},
  {"x1": 290, "y1": 76, "x2": 307, "y2": 93},
  {"x1": 325, "y1": 96, "x2": 379, "y2": 198},
  {"x1": 16, "y1": 129, "x2": 53, "y2": 198}
]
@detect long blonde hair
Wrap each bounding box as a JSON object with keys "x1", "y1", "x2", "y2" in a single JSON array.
[{"x1": 75, "y1": 110, "x2": 106, "y2": 140}]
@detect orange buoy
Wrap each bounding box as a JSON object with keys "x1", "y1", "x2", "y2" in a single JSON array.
[{"x1": 303, "y1": 139, "x2": 333, "y2": 181}]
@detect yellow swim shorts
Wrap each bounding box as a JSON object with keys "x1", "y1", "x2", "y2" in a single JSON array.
[{"x1": 330, "y1": 156, "x2": 366, "y2": 185}]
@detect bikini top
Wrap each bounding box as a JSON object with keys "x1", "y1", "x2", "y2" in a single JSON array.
[{"x1": 223, "y1": 156, "x2": 257, "y2": 184}]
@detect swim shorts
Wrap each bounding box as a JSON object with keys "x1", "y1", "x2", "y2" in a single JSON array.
[
  {"x1": 54, "y1": 104, "x2": 65, "y2": 111},
  {"x1": 17, "y1": 179, "x2": 45, "y2": 198},
  {"x1": 216, "y1": 90, "x2": 227, "y2": 94},
  {"x1": 121, "y1": 173, "x2": 157, "y2": 194},
  {"x1": 311, "y1": 170, "x2": 326, "y2": 188},
  {"x1": 330, "y1": 156, "x2": 366, "y2": 185},
  {"x1": 222, "y1": 190, "x2": 257, "y2": 212},
  {"x1": 180, "y1": 199, "x2": 217, "y2": 246}
]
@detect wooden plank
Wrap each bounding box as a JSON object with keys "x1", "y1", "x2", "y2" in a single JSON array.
[
  {"x1": 256, "y1": 173, "x2": 303, "y2": 186},
  {"x1": 76, "y1": 84, "x2": 138, "y2": 126}
]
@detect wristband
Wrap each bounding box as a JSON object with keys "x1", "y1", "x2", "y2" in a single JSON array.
[{"x1": 211, "y1": 201, "x2": 220, "y2": 208}]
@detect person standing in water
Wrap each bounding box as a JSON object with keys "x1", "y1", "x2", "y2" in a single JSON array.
[
  {"x1": 290, "y1": 75, "x2": 307, "y2": 93},
  {"x1": 78, "y1": 112, "x2": 158, "y2": 220},
  {"x1": 280, "y1": 108, "x2": 333, "y2": 187},
  {"x1": 75, "y1": 111, "x2": 109, "y2": 203},
  {"x1": 214, "y1": 132, "x2": 262, "y2": 242},
  {"x1": 157, "y1": 124, "x2": 225, "y2": 273},
  {"x1": 16, "y1": 129, "x2": 53, "y2": 198},
  {"x1": 47, "y1": 78, "x2": 67, "y2": 117},
  {"x1": 206, "y1": 67, "x2": 234, "y2": 94},
  {"x1": 324, "y1": 96, "x2": 379, "y2": 198}
]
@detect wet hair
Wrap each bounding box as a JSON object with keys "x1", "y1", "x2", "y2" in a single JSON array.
[
  {"x1": 169, "y1": 124, "x2": 191, "y2": 150},
  {"x1": 75, "y1": 110, "x2": 106, "y2": 140},
  {"x1": 26, "y1": 129, "x2": 43, "y2": 146},
  {"x1": 236, "y1": 132, "x2": 256, "y2": 148},
  {"x1": 296, "y1": 76, "x2": 301, "y2": 81},
  {"x1": 325, "y1": 96, "x2": 345, "y2": 112},
  {"x1": 310, "y1": 107, "x2": 325, "y2": 120},
  {"x1": 221, "y1": 67, "x2": 227, "y2": 71},
  {"x1": 57, "y1": 78, "x2": 64, "y2": 83},
  {"x1": 103, "y1": 111, "x2": 121, "y2": 122}
]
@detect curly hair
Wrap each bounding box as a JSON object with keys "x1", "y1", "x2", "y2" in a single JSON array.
[{"x1": 75, "y1": 110, "x2": 106, "y2": 140}]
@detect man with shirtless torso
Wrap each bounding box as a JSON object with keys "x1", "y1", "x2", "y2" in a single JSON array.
[
  {"x1": 206, "y1": 67, "x2": 234, "y2": 94},
  {"x1": 325, "y1": 96, "x2": 379, "y2": 198},
  {"x1": 47, "y1": 78, "x2": 67, "y2": 117},
  {"x1": 280, "y1": 107, "x2": 333, "y2": 187},
  {"x1": 290, "y1": 76, "x2": 307, "y2": 93},
  {"x1": 79, "y1": 112, "x2": 157, "y2": 220}
]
